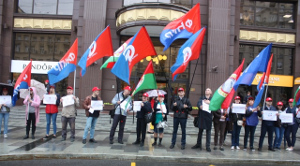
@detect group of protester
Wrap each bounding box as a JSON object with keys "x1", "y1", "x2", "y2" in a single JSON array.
[{"x1": 0, "y1": 83, "x2": 299, "y2": 152}]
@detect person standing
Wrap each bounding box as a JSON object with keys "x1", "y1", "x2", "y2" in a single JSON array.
[
  {"x1": 82, "y1": 87, "x2": 102, "y2": 144},
  {"x1": 44, "y1": 85, "x2": 60, "y2": 139},
  {"x1": 0, "y1": 88, "x2": 12, "y2": 138},
  {"x1": 191, "y1": 88, "x2": 213, "y2": 152},
  {"x1": 170, "y1": 88, "x2": 192, "y2": 150},
  {"x1": 44, "y1": 80, "x2": 50, "y2": 93},
  {"x1": 132, "y1": 92, "x2": 152, "y2": 147},
  {"x1": 258, "y1": 97, "x2": 277, "y2": 151},
  {"x1": 273, "y1": 101, "x2": 285, "y2": 149},
  {"x1": 152, "y1": 94, "x2": 168, "y2": 146},
  {"x1": 243, "y1": 91, "x2": 252, "y2": 104},
  {"x1": 109, "y1": 86, "x2": 132, "y2": 144},
  {"x1": 23, "y1": 87, "x2": 40, "y2": 139},
  {"x1": 213, "y1": 108, "x2": 228, "y2": 151},
  {"x1": 230, "y1": 96, "x2": 244, "y2": 150},
  {"x1": 285, "y1": 99, "x2": 298, "y2": 151},
  {"x1": 60, "y1": 86, "x2": 80, "y2": 142}
]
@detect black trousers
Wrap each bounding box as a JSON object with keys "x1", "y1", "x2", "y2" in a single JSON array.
[
  {"x1": 285, "y1": 123, "x2": 299, "y2": 147},
  {"x1": 196, "y1": 128, "x2": 211, "y2": 149},
  {"x1": 258, "y1": 122, "x2": 274, "y2": 148},
  {"x1": 109, "y1": 114, "x2": 127, "y2": 142},
  {"x1": 26, "y1": 113, "x2": 36, "y2": 136},
  {"x1": 136, "y1": 118, "x2": 147, "y2": 142}
]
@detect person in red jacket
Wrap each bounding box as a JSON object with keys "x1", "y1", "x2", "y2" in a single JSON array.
[{"x1": 44, "y1": 85, "x2": 60, "y2": 138}]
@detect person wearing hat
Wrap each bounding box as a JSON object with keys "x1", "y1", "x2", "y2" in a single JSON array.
[
  {"x1": 23, "y1": 87, "x2": 41, "y2": 139},
  {"x1": 132, "y1": 92, "x2": 152, "y2": 147},
  {"x1": 44, "y1": 80, "x2": 50, "y2": 93},
  {"x1": 169, "y1": 87, "x2": 192, "y2": 150},
  {"x1": 82, "y1": 87, "x2": 102, "y2": 144},
  {"x1": 273, "y1": 101, "x2": 285, "y2": 149},
  {"x1": 0, "y1": 88, "x2": 12, "y2": 138},
  {"x1": 44, "y1": 85, "x2": 60, "y2": 139},
  {"x1": 258, "y1": 97, "x2": 277, "y2": 151},
  {"x1": 229, "y1": 96, "x2": 244, "y2": 150},
  {"x1": 284, "y1": 98, "x2": 298, "y2": 151},
  {"x1": 152, "y1": 93, "x2": 168, "y2": 146},
  {"x1": 192, "y1": 88, "x2": 213, "y2": 152},
  {"x1": 60, "y1": 86, "x2": 80, "y2": 142},
  {"x1": 244, "y1": 97, "x2": 261, "y2": 151},
  {"x1": 109, "y1": 86, "x2": 132, "y2": 144}
]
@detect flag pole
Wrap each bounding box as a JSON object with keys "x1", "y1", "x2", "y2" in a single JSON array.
[
  {"x1": 187, "y1": 49, "x2": 202, "y2": 98},
  {"x1": 262, "y1": 84, "x2": 269, "y2": 111},
  {"x1": 73, "y1": 68, "x2": 76, "y2": 95}
]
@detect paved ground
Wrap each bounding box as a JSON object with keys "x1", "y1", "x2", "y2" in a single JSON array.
[{"x1": 0, "y1": 106, "x2": 300, "y2": 165}]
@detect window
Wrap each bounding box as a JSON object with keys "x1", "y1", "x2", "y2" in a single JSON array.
[
  {"x1": 240, "y1": 0, "x2": 295, "y2": 29},
  {"x1": 123, "y1": 0, "x2": 192, "y2": 8},
  {"x1": 18, "y1": 0, "x2": 73, "y2": 15}
]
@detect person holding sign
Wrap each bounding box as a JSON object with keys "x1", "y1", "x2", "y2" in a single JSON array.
[
  {"x1": 273, "y1": 101, "x2": 285, "y2": 150},
  {"x1": 229, "y1": 96, "x2": 244, "y2": 150},
  {"x1": 44, "y1": 85, "x2": 60, "y2": 139},
  {"x1": 258, "y1": 97, "x2": 277, "y2": 152},
  {"x1": 82, "y1": 87, "x2": 102, "y2": 144},
  {"x1": 0, "y1": 88, "x2": 12, "y2": 138},
  {"x1": 23, "y1": 87, "x2": 40, "y2": 139},
  {"x1": 213, "y1": 108, "x2": 228, "y2": 151},
  {"x1": 243, "y1": 97, "x2": 261, "y2": 151},
  {"x1": 284, "y1": 99, "x2": 298, "y2": 151},
  {"x1": 132, "y1": 93, "x2": 151, "y2": 147},
  {"x1": 192, "y1": 88, "x2": 213, "y2": 152},
  {"x1": 109, "y1": 86, "x2": 132, "y2": 144},
  {"x1": 60, "y1": 86, "x2": 80, "y2": 142}
]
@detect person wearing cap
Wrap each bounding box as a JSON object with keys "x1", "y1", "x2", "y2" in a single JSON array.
[
  {"x1": 0, "y1": 88, "x2": 12, "y2": 138},
  {"x1": 284, "y1": 98, "x2": 298, "y2": 151},
  {"x1": 169, "y1": 87, "x2": 192, "y2": 150},
  {"x1": 44, "y1": 85, "x2": 60, "y2": 139},
  {"x1": 152, "y1": 93, "x2": 168, "y2": 146},
  {"x1": 60, "y1": 86, "x2": 80, "y2": 142},
  {"x1": 23, "y1": 87, "x2": 41, "y2": 139},
  {"x1": 132, "y1": 92, "x2": 152, "y2": 147},
  {"x1": 192, "y1": 88, "x2": 213, "y2": 152},
  {"x1": 273, "y1": 101, "x2": 285, "y2": 149},
  {"x1": 82, "y1": 87, "x2": 102, "y2": 144},
  {"x1": 229, "y1": 96, "x2": 244, "y2": 150},
  {"x1": 244, "y1": 97, "x2": 261, "y2": 151},
  {"x1": 109, "y1": 86, "x2": 132, "y2": 144},
  {"x1": 44, "y1": 80, "x2": 50, "y2": 93},
  {"x1": 258, "y1": 97, "x2": 277, "y2": 151}
]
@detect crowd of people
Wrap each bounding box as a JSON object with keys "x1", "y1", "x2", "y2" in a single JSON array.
[{"x1": 0, "y1": 84, "x2": 300, "y2": 153}]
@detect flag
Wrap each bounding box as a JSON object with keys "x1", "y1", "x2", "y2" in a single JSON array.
[
  {"x1": 170, "y1": 27, "x2": 206, "y2": 81},
  {"x1": 48, "y1": 38, "x2": 78, "y2": 85},
  {"x1": 132, "y1": 61, "x2": 157, "y2": 96},
  {"x1": 78, "y1": 26, "x2": 113, "y2": 76},
  {"x1": 111, "y1": 26, "x2": 157, "y2": 84},
  {"x1": 253, "y1": 54, "x2": 273, "y2": 107},
  {"x1": 233, "y1": 43, "x2": 272, "y2": 90},
  {"x1": 293, "y1": 86, "x2": 300, "y2": 107},
  {"x1": 160, "y1": 3, "x2": 201, "y2": 51},
  {"x1": 12, "y1": 60, "x2": 32, "y2": 106},
  {"x1": 100, "y1": 37, "x2": 133, "y2": 70},
  {"x1": 209, "y1": 59, "x2": 245, "y2": 111}
]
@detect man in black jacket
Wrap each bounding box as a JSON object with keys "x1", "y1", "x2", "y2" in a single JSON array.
[
  {"x1": 170, "y1": 88, "x2": 192, "y2": 150},
  {"x1": 132, "y1": 93, "x2": 152, "y2": 147}
]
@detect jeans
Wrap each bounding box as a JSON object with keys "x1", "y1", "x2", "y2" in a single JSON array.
[
  {"x1": 274, "y1": 126, "x2": 285, "y2": 148},
  {"x1": 244, "y1": 125, "x2": 256, "y2": 149},
  {"x1": 258, "y1": 122, "x2": 274, "y2": 148},
  {"x1": 26, "y1": 113, "x2": 36, "y2": 136},
  {"x1": 83, "y1": 117, "x2": 98, "y2": 139},
  {"x1": 285, "y1": 123, "x2": 299, "y2": 147},
  {"x1": 46, "y1": 113, "x2": 57, "y2": 135},
  {"x1": 109, "y1": 114, "x2": 127, "y2": 141},
  {"x1": 196, "y1": 128, "x2": 211, "y2": 149},
  {"x1": 61, "y1": 116, "x2": 75, "y2": 139},
  {"x1": 0, "y1": 112, "x2": 9, "y2": 134},
  {"x1": 171, "y1": 118, "x2": 187, "y2": 146},
  {"x1": 231, "y1": 122, "x2": 242, "y2": 146},
  {"x1": 136, "y1": 118, "x2": 147, "y2": 142}
]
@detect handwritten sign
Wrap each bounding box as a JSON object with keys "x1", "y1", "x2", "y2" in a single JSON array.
[
  {"x1": 0, "y1": 96, "x2": 11, "y2": 105},
  {"x1": 232, "y1": 104, "x2": 246, "y2": 114},
  {"x1": 133, "y1": 101, "x2": 142, "y2": 112},
  {"x1": 262, "y1": 110, "x2": 277, "y2": 121},
  {"x1": 43, "y1": 94, "x2": 56, "y2": 104},
  {"x1": 279, "y1": 113, "x2": 293, "y2": 123},
  {"x1": 202, "y1": 101, "x2": 211, "y2": 113},
  {"x1": 91, "y1": 100, "x2": 103, "y2": 110},
  {"x1": 62, "y1": 95, "x2": 74, "y2": 107}
]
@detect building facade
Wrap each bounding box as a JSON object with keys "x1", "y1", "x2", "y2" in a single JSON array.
[{"x1": 0, "y1": 0, "x2": 299, "y2": 107}]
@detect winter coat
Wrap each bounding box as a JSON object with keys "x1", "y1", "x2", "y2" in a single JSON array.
[
  {"x1": 197, "y1": 96, "x2": 212, "y2": 130},
  {"x1": 23, "y1": 87, "x2": 40, "y2": 126},
  {"x1": 171, "y1": 96, "x2": 192, "y2": 119},
  {"x1": 136, "y1": 101, "x2": 152, "y2": 119}
]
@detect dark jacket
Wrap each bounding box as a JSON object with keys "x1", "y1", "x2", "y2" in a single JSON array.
[
  {"x1": 83, "y1": 95, "x2": 101, "y2": 117},
  {"x1": 45, "y1": 93, "x2": 60, "y2": 114},
  {"x1": 285, "y1": 106, "x2": 297, "y2": 125},
  {"x1": 260, "y1": 105, "x2": 277, "y2": 126},
  {"x1": 151, "y1": 101, "x2": 169, "y2": 125},
  {"x1": 171, "y1": 96, "x2": 192, "y2": 119},
  {"x1": 136, "y1": 101, "x2": 152, "y2": 119},
  {"x1": 197, "y1": 96, "x2": 212, "y2": 130},
  {"x1": 213, "y1": 109, "x2": 228, "y2": 124},
  {"x1": 229, "y1": 107, "x2": 244, "y2": 123}
]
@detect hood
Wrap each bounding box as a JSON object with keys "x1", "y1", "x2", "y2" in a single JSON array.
[{"x1": 29, "y1": 87, "x2": 38, "y2": 98}]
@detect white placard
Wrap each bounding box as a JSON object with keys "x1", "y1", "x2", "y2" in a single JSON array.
[
  {"x1": 43, "y1": 94, "x2": 57, "y2": 104},
  {"x1": 0, "y1": 96, "x2": 11, "y2": 105},
  {"x1": 232, "y1": 104, "x2": 246, "y2": 114},
  {"x1": 279, "y1": 113, "x2": 293, "y2": 123},
  {"x1": 89, "y1": 108, "x2": 94, "y2": 114},
  {"x1": 62, "y1": 95, "x2": 75, "y2": 107},
  {"x1": 296, "y1": 109, "x2": 300, "y2": 118},
  {"x1": 262, "y1": 110, "x2": 277, "y2": 121},
  {"x1": 11, "y1": 60, "x2": 58, "y2": 74},
  {"x1": 91, "y1": 100, "x2": 103, "y2": 110},
  {"x1": 133, "y1": 101, "x2": 142, "y2": 112},
  {"x1": 202, "y1": 101, "x2": 211, "y2": 113}
]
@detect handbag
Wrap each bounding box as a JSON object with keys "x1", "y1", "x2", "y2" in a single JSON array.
[
  {"x1": 295, "y1": 118, "x2": 300, "y2": 124},
  {"x1": 157, "y1": 120, "x2": 168, "y2": 129},
  {"x1": 193, "y1": 116, "x2": 198, "y2": 127},
  {"x1": 109, "y1": 109, "x2": 115, "y2": 119},
  {"x1": 145, "y1": 112, "x2": 153, "y2": 123},
  {"x1": 237, "y1": 120, "x2": 243, "y2": 126}
]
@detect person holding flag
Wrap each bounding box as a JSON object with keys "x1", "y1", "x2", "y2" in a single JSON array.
[
  {"x1": 109, "y1": 86, "x2": 132, "y2": 144},
  {"x1": 0, "y1": 88, "x2": 12, "y2": 138},
  {"x1": 284, "y1": 98, "x2": 298, "y2": 151},
  {"x1": 169, "y1": 87, "x2": 192, "y2": 150}
]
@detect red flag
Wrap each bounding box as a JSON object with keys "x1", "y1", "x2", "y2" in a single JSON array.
[{"x1": 264, "y1": 54, "x2": 273, "y2": 84}]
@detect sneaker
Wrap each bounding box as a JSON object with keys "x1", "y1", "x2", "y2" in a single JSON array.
[
  {"x1": 231, "y1": 146, "x2": 235, "y2": 150},
  {"x1": 286, "y1": 148, "x2": 293, "y2": 151},
  {"x1": 82, "y1": 139, "x2": 86, "y2": 144},
  {"x1": 251, "y1": 148, "x2": 255, "y2": 152},
  {"x1": 268, "y1": 148, "x2": 275, "y2": 152},
  {"x1": 206, "y1": 148, "x2": 211, "y2": 152},
  {"x1": 169, "y1": 144, "x2": 175, "y2": 149},
  {"x1": 236, "y1": 146, "x2": 240, "y2": 150},
  {"x1": 70, "y1": 138, "x2": 75, "y2": 142},
  {"x1": 89, "y1": 139, "x2": 97, "y2": 143},
  {"x1": 4, "y1": 134, "x2": 7, "y2": 138},
  {"x1": 213, "y1": 146, "x2": 217, "y2": 150},
  {"x1": 152, "y1": 142, "x2": 157, "y2": 146},
  {"x1": 109, "y1": 140, "x2": 114, "y2": 144},
  {"x1": 220, "y1": 146, "x2": 224, "y2": 151},
  {"x1": 118, "y1": 140, "x2": 124, "y2": 144},
  {"x1": 243, "y1": 148, "x2": 247, "y2": 151}
]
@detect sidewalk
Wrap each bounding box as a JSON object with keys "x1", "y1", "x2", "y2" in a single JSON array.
[{"x1": 0, "y1": 106, "x2": 300, "y2": 165}]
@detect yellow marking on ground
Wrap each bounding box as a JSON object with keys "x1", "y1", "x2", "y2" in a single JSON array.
[{"x1": 131, "y1": 162, "x2": 136, "y2": 166}]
